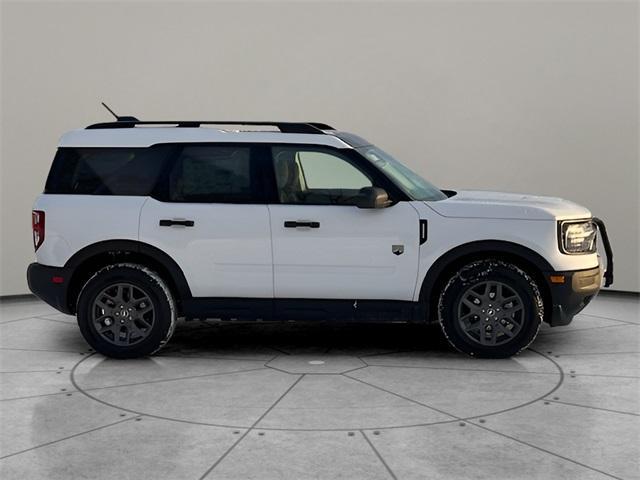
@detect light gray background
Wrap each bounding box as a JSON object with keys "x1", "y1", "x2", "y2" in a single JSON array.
[{"x1": 1, "y1": 0, "x2": 638, "y2": 295}]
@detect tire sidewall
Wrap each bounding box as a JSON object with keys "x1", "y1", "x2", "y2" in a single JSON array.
[
  {"x1": 77, "y1": 264, "x2": 175, "y2": 359},
  {"x1": 438, "y1": 259, "x2": 543, "y2": 358}
]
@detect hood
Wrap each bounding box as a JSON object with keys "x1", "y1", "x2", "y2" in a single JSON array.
[{"x1": 427, "y1": 190, "x2": 592, "y2": 221}]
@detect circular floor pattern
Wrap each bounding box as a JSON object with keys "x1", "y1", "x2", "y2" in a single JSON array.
[{"x1": 71, "y1": 322, "x2": 562, "y2": 431}]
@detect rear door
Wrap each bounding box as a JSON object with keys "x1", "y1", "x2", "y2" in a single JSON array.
[
  {"x1": 267, "y1": 145, "x2": 420, "y2": 301},
  {"x1": 139, "y1": 143, "x2": 273, "y2": 298}
]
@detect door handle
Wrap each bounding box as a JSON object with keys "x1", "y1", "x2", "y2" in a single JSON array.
[
  {"x1": 159, "y1": 219, "x2": 195, "y2": 227},
  {"x1": 284, "y1": 221, "x2": 320, "y2": 229}
]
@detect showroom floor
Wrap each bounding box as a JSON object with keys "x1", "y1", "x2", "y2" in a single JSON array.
[{"x1": 0, "y1": 293, "x2": 638, "y2": 480}]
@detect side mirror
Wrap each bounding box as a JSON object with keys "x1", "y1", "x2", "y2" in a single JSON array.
[{"x1": 355, "y1": 187, "x2": 391, "y2": 209}]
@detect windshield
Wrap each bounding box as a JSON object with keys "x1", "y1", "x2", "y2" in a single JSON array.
[{"x1": 356, "y1": 145, "x2": 447, "y2": 201}]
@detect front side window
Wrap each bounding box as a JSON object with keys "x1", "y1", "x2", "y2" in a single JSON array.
[
  {"x1": 272, "y1": 146, "x2": 372, "y2": 205},
  {"x1": 168, "y1": 145, "x2": 259, "y2": 203}
]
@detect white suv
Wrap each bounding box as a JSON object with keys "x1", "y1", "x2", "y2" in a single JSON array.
[{"x1": 27, "y1": 119, "x2": 613, "y2": 359}]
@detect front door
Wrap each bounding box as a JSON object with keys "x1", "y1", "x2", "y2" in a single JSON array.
[{"x1": 267, "y1": 145, "x2": 420, "y2": 301}]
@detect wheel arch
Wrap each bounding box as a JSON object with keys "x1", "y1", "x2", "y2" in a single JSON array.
[
  {"x1": 418, "y1": 240, "x2": 553, "y2": 323},
  {"x1": 64, "y1": 240, "x2": 191, "y2": 314}
]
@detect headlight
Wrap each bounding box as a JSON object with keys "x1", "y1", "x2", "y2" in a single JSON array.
[{"x1": 559, "y1": 220, "x2": 597, "y2": 254}]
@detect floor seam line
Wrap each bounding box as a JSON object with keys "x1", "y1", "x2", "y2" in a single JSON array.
[
  {"x1": 0, "y1": 347, "x2": 87, "y2": 354},
  {"x1": 360, "y1": 430, "x2": 398, "y2": 480},
  {"x1": 468, "y1": 422, "x2": 625, "y2": 480},
  {"x1": 32, "y1": 315, "x2": 77, "y2": 325},
  {"x1": 0, "y1": 315, "x2": 47, "y2": 325},
  {"x1": 81, "y1": 367, "x2": 269, "y2": 391},
  {"x1": 564, "y1": 373, "x2": 640, "y2": 379},
  {"x1": 359, "y1": 350, "x2": 414, "y2": 358},
  {"x1": 197, "y1": 374, "x2": 305, "y2": 480},
  {"x1": 540, "y1": 323, "x2": 639, "y2": 336},
  {"x1": 552, "y1": 351, "x2": 640, "y2": 357},
  {"x1": 0, "y1": 369, "x2": 63, "y2": 374},
  {"x1": 544, "y1": 399, "x2": 640, "y2": 417},
  {"x1": 156, "y1": 355, "x2": 271, "y2": 362},
  {"x1": 0, "y1": 390, "x2": 79, "y2": 402},
  {"x1": 267, "y1": 346, "x2": 291, "y2": 355},
  {"x1": 364, "y1": 364, "x2": 558, "y2": 375},
  {"x1": 0, "y1": 415, "x2": 141, "y2": 460},
  {"x1": 342, "y1": 373, "x2": 457, "y2": 419},
  {"x1": 579, "y1": 312, "x2": 639, "y2": 325}
]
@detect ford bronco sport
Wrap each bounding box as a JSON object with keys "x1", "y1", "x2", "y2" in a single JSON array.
[{"x1": 27, "y1": 118, "x2": 613, "y2": 359}]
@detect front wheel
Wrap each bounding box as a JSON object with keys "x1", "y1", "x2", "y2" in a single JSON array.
[
  {"x1": 438, "y1": 259, "x2": 543, "y2": 358},
  {"x1": 77, "y1": 264, "x2": 177, "y2": 359}
]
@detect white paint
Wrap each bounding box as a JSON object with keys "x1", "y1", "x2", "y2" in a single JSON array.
[
  {"x1": 427, "y1": 190, "x2": 592, "y2": 221},
  {"x1": 139, "y1": 198, "x2": 273, "y2": 298},
  {"x1": 33, "y1": 195, "x2": 146, "y2": 266},
  {"x1": 268, "y1": 202, "x2": 420, "y2": 300}
]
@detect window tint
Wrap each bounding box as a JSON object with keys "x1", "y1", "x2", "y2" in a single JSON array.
[
  {"x1": 169, "y1": 145, "x2": 258, "y2": 203},
  {"x1": 272, "y1": 146, "x2": 372, "y2": 205},
  {"x1": 45, "y1": 146, "x2": 172, "y2": 195}
]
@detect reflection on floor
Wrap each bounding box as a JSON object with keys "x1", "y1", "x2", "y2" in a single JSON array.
[{"x1": 0, "y1": 292, "x2": 638, "y2": 479}]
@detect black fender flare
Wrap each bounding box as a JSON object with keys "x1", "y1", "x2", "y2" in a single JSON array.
[
  {"x1": 418, "y1": 240, "x2": 553, "y2": 318},
  {"x1": 64, "y1": 240, "x2": 192, "y2": 308}
]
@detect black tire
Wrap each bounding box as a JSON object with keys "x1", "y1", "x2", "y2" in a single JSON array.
[
  {"x1": 437, "y1": 259, "x2": 543, "y2": 358},
  {"x1": 77, "y1": 263, "x2": 176, "y2": 359}
]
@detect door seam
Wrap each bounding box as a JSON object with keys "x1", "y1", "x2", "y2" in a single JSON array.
[
  {"x1": 266, "y1": 204, "x2": 276, "y2": 298},
  {"x1": 137, "y1": 197, "x2": 150, "y2": 241}
]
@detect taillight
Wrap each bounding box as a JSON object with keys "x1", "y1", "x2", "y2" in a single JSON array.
[{"x1": 32, "y1": 210, "x2": 45, "y2": 251}]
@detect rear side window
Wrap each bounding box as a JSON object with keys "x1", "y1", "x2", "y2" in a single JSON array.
[
  {"x1": 45, "y1": 146, "x2": 172, "y2": 196},
  {"x1": 168, "y1": 145, "x2": 260, "y2": 203}
]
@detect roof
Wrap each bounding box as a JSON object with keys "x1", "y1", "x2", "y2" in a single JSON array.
[
  {"x1": 58, "y1": 127, "x2": 352, "y2": 149},
  {"x1": 58, "y1": 121, "x2": 355, "y2": 148}
]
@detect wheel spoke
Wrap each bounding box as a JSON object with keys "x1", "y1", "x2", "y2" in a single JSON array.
[
  {"x1": 495, "y1": 322, "x2": 515, "y2": 338},
  {"x1": 501, "y1": 295, "x2": 520, "y2": 308},
  {"x1": 457, "y1": 280, "x2": 525, "y2": 347},
  {"x1": 137, "y1": 305, "x2": 153, "y2": 315},
  {"x1": 459, "y1": 311, "x2": 478, "y2": 322},
  {"x1": 487, "y1": 283, "x2": 498, "y2": 301},
  {"x1": 137, "y1": 316, "x2": 152, "y2": 328},
  {"x1": 95, "y1": 297, "x2": 113, "y2": 311},
  {"x1": 127, "y1": 285, "x2": 135, "y2": 303},
  {"x1": 459, "y1": 300, "x2": 477, "y2": 314},
  {"x1": 496, "y1": 283, "x2": 505, "y2": 302},
  {"x1": 129, "y1": 322, "x2": 148, "y2": 339},
  {"x1": 92, "y1": 282, "x2": 155, "y2": 347},
  {"x1": 98, "y1": 322, "x2": 116, "y2": 335}
]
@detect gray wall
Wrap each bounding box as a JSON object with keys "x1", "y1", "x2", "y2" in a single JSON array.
[{"x1": 1, "y1": 1, "x2": 638, "y2": 295}]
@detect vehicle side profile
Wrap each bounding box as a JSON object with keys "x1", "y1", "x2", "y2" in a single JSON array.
[{"x1": 27, "y1": 118, "x2": 613, "y2": 359}]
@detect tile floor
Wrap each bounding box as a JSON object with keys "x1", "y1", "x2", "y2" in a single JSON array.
[{"x1": 0, "y1": 293, "x2": 638, "y2": 479}]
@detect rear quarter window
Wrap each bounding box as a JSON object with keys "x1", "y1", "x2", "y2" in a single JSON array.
[{"x1": 44, "y1": 145, "x2": 173, "y2": 195}]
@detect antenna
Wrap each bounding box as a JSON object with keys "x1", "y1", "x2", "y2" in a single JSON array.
[
  {"x1": 100, "y1": 102, "x2": 140, "y2": 122},
  {"x1": 101, "y1": 102, "x2": 119, "y2": 120}
]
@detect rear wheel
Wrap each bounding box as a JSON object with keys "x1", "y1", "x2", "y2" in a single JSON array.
[
  {"x1": 77, "y1": 264, "x2": 176, "y2": 358},
  {"x1": 438, "y1": 259, "x2": 543, "y2": 358}
]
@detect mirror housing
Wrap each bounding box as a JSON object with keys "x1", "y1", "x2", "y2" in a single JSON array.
[{"x1": 355, "y1": 187, "x2": 391, "y2": 209}]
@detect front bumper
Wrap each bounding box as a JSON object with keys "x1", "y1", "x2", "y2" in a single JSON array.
[
  {"x1": 546, "y1": 216, "x2": 614, "y2": 327},
  {"x1": 27, "y1": 263, "x2": 73, "y2": 314},
  {"x1": 545, "y1": 266, "x2": 602, "y2": 326}
]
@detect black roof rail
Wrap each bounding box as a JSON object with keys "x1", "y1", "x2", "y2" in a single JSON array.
[
  {"x1": 307, "y1": 122, "x2": 334, "y2": 130},
  {"x1": 85, "y1": 120, "x2": 333, "y2": 134}
]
